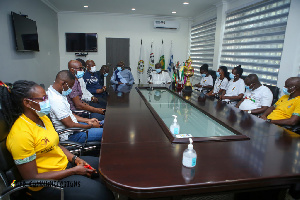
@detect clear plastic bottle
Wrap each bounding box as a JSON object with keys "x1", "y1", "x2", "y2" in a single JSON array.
[
  {"x1": 170, "y1": 115, "x2": 180, "y2": 135},
  {"x1": 182, "y1": 138, "x2": 197, "y2": 168}
]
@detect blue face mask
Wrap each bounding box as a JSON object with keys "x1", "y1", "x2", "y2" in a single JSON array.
[
  {"x1": 28, "y1": 99, "x2": 51, "y2": 117},
  {"x1": 283, "y1": 87, "x2": 290, "y2": 95},
  {"x1": 245, "y1": 85, "x2": 252, "y2": 91},
  {"x1": 216, "y1": 72, "x2": 220, "y2": 78},
  {"x1": 117, "y1": 67, "x2": 122, "y2": 71},
  {"x1": 62, "y1": 83, "x2": 72, "y2": 96},
  {"x1": 201, "y1": 73, "x2": 206, "y2": 77},
  {"x1": 104, "y1": 73, "x2": 108, "y2": 77},
  {"x1": 229, "y1": 73, "x2": 235, "y2": 79},
  {"x1": 62, "y1": 88, "x2": 72, "y2": 96},
  {"x1": 156, "y1": 69, "x2": 162, "y2": 73},
  {"x1": 117, "y1": 92, "x2": 122, "y2": 97},
  {"x1": 76, "y1": 71, "x2": 84, "y2": 79}
]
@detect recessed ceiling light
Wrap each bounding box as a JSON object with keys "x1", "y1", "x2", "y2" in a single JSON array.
[
  {"x1": 84, "y1": 5, "x2": 88, "y2": 8},
  {"x1": 172, "y1": 11, "x2": 177, "y2": 14},
  {"x1": 183, "y1": 2, "x2": 189, "y2": 5},
  {"x1": 132, "y1": 8, "x2": 136, "y2": 11}
]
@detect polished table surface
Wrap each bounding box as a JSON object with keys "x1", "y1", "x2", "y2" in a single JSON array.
[{"x1": 99, "y1": 84, "x2": 300, "y2": 198}]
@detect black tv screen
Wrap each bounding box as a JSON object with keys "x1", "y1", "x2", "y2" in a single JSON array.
[
  {"x1": 66, "y1": 33, "x2": 98, "y2": 52},
  {"x1": 11, "y1": 12, "x2": 39, "y2": 51}
]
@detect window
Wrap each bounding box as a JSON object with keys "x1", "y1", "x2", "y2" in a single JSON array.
[
  {"x1": 220, "y1": 0, "x2": 290, "y2": 85},
  {"x1": 190, "y1": 18, "x2": 216, "y2": 78}
]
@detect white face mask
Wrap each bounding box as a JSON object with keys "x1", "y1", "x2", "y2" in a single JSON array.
[{"x1": 90, "y1": 66, "x2": 97, "y2": 73}]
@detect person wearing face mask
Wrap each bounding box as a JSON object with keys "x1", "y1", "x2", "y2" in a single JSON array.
[
  {"x1": 98, "y1": 65, "x2": 110, "y2": 87},
  {"x1": 219, "y1": 65, "x2": 245, "y2": 106},
  {"x1": 76, "y1": 58, "x2": 99, "y2": 105},
  {"x1": 83, "y1": 60, "x2": 107, "y2": 99},
  {"x1": 67, "y1": 60, "x2": 106, "y2": 120},
  {"x1": 236, "y1": 74, "x2": 273, "y2": 115},
  {"x1": 194, "y1": 64, "x2": 213, "y2": 93},
  {"x1": 206, "y1": 66, "x2": 229, "y2": 97},
  {"x1": 110, "y1": 61, "x2": 135, "y2": 85},
  {"x1": 260, "y1": 77, "x2": 300, "y2": 126},
  {"x1": 148, "y1": 63, "x2": 171, "y2": 84},
  {"x1": 47, "y1": 70, "x2": 104, "y2": 143},
  {"x1": 0, "y1": 79, "x2": 114, "y2": 200}
]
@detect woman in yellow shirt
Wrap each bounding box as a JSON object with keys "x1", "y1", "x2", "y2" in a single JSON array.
[{"x1": 0, "y1": 80, "x2": 113, "y2": 200}]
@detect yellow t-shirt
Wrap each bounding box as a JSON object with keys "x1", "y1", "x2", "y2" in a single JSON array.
[
  {"x1": 267, "y1": 95, "x2": 300, "y2": 120},
  {"x1": 6, "y1": 114, "x2": 68, "y2": 190}
]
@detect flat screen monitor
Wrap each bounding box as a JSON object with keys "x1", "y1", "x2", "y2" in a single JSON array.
[
  {"x1": 11, "y1": 12, "x2": 39, "y2": 52},
  {"x1": 65, "y1": 33, "x2": 98, "y2": 52}
]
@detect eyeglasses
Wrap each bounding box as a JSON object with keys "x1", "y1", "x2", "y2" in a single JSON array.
[{"x1": 28, "y1": 95, "x2": 48, "y2": 101}]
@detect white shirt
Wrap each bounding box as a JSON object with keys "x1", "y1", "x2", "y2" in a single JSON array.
[
  {"x1": 47, "y1": 85, "x2": 78, "y2": 141},
  {"x1": 239, "y1": 85, "x2": 273, "y2": 111},
  {"x1": 149, "y1": 71, "x2": 172, "y2": 84},
  {"x1": 225, "y1": 78, "x2": 245, "y2": 97},
  {"x1": 213, "y1": 77, "x2": 229, "y2": 94},
  {"x1": 78, "y1": 78, "x2": 93, "y2": 102},
  {"x1": 223, "y1": 78, "x2": 245, "y2": 106},
  {"x1": 199, "y1": 75, "x2": 213, "y2": 87}
]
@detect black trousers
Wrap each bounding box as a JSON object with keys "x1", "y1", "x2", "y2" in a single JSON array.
[{"x1": 27, "y1": 156, "x2": 114, "y2": 200}]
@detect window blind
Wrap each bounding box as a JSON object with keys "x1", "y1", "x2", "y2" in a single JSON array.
[
  {"x1": 220, "y1": 0, "x2": 290, "y2": 85},
  {"x1": 190, "y1": 18, "x2": 217, "y2": 78}
]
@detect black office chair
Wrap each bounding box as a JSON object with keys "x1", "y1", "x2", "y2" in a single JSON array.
[
  {"x1": 264, "y1": 84, "x2": 280, "y2": 106},
  {"x1": 0, "y1": 111, "x2": 64, "y2": 200}
]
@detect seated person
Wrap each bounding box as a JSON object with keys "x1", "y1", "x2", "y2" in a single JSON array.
[
  {"x1": 219, "y1": 65, "x2": 245, "y2": 106},
  {"x1": 194, "y1": 64, "x2": 213, "y2": 93},
  {"x1": 67, "y1": 60, "x2": 105, "y2": 120},
  {"x1": 206, "y1": 66, "x2": 229, "y2": 97},
  {"x1": 0, "y1": 80, "x2": 113, "y2": 200},
  {"x1": 76, "y1": 58, "x2": 100, "y2": 105},
  {"x1": 260, "y1": 77, "x2": 300, "y2": 126},
  {"x1": 149, "y1": 63, "x2": 171, "y2": 84},
  {"x1": 97, "y1": 64, "x2": 109, "y2": 87},
  {"x1": 110, "y1": 61, "x2": 134, "y2": 85},
  {"x1": 48, "y1": 70, "x2": 103, "y2": 143},
  {"x1": 236, "y1": 74, "x2": 273, "y2": 115},
  {"x1": 83, "y1": 60, "x2": 107, "y2": 101}
]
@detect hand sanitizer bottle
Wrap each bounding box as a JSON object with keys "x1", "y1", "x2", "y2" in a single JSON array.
[
  {"x1": 182, "y1": 138, "x2": 197, "y2": 168},
  {"x1": 170, "y1": 115, "x2": 180, "y2": 135}
]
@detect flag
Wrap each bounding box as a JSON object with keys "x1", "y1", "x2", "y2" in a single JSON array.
[
  {"x1": 137, "y1": 39, "x2": 144, "y2": 84},
  {"x1": 147, "y1": 42, "x2": 155, "y2": 81},
  {"x1": 167, "y1": 41, "x2": 174, "y2": 73},
  {"x1": 159, "y1": 40, "x2": 165, "y2": 70}
]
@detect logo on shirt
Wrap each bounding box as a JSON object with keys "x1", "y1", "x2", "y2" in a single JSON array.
[
  {"x1": 86, "y1": 76, "x2": 98, "y2": 84},
  {"x1": 41, "y1": 137, "x2": 50, "y2": 146}
]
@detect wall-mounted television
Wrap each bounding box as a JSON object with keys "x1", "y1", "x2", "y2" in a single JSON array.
[
  {"x1": 66, "y1": 33, "x2": 98, "y2": 52},
  {"x1": 11, "y1": 12, "x2": 39, "y2": 52}
]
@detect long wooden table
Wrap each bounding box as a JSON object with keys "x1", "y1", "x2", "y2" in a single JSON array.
[{"x1": 99, "y1": 85, "x2": 300, "y2": 199}]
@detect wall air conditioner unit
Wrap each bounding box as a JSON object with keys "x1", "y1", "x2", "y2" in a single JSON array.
[{"x1": 154, "y1": 20, "x2": 179, "y2": 30}]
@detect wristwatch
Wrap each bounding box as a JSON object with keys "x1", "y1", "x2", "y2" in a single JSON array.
[
  {"x1": 267, "y1": 119, "x2": 271, "y2": 123},
  {"x1": 247, "y1": 110, "x2": 252, "y2": 114}
]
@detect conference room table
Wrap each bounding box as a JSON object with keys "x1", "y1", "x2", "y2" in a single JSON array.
[{"x1": 99, "y1": 84, "x2": 300, "y2": 199}]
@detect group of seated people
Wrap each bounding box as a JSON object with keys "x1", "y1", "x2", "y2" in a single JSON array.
[
  {"x1": 0, "y1": 59, "x2": 299, "y2": 199},
  {"x1": 195, "y1": 64, "x2": 300, "y2": 128},
  {"x1": 0, "y1": 59, "x2": 135, "y2": 200}
]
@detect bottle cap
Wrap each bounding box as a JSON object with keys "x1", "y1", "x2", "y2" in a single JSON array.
[
  {"x1": 188, "y1": 138, "x2": 193, "y2": 149},
  {"x1": 172, "y1": 115, "x2": 177, "y2": 123}
]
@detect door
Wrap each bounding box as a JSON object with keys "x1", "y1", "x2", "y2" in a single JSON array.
[{"x1": 106, "y1": 38, "x2": 130, "y2": 87}]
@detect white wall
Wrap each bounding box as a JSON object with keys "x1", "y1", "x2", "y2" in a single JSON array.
[
  {"x1": 0, "y1": 0, "x2": 60, "y2": 88},
  {"x1": 58, "y1": 12, "x2": 191, "y2": 84}
]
